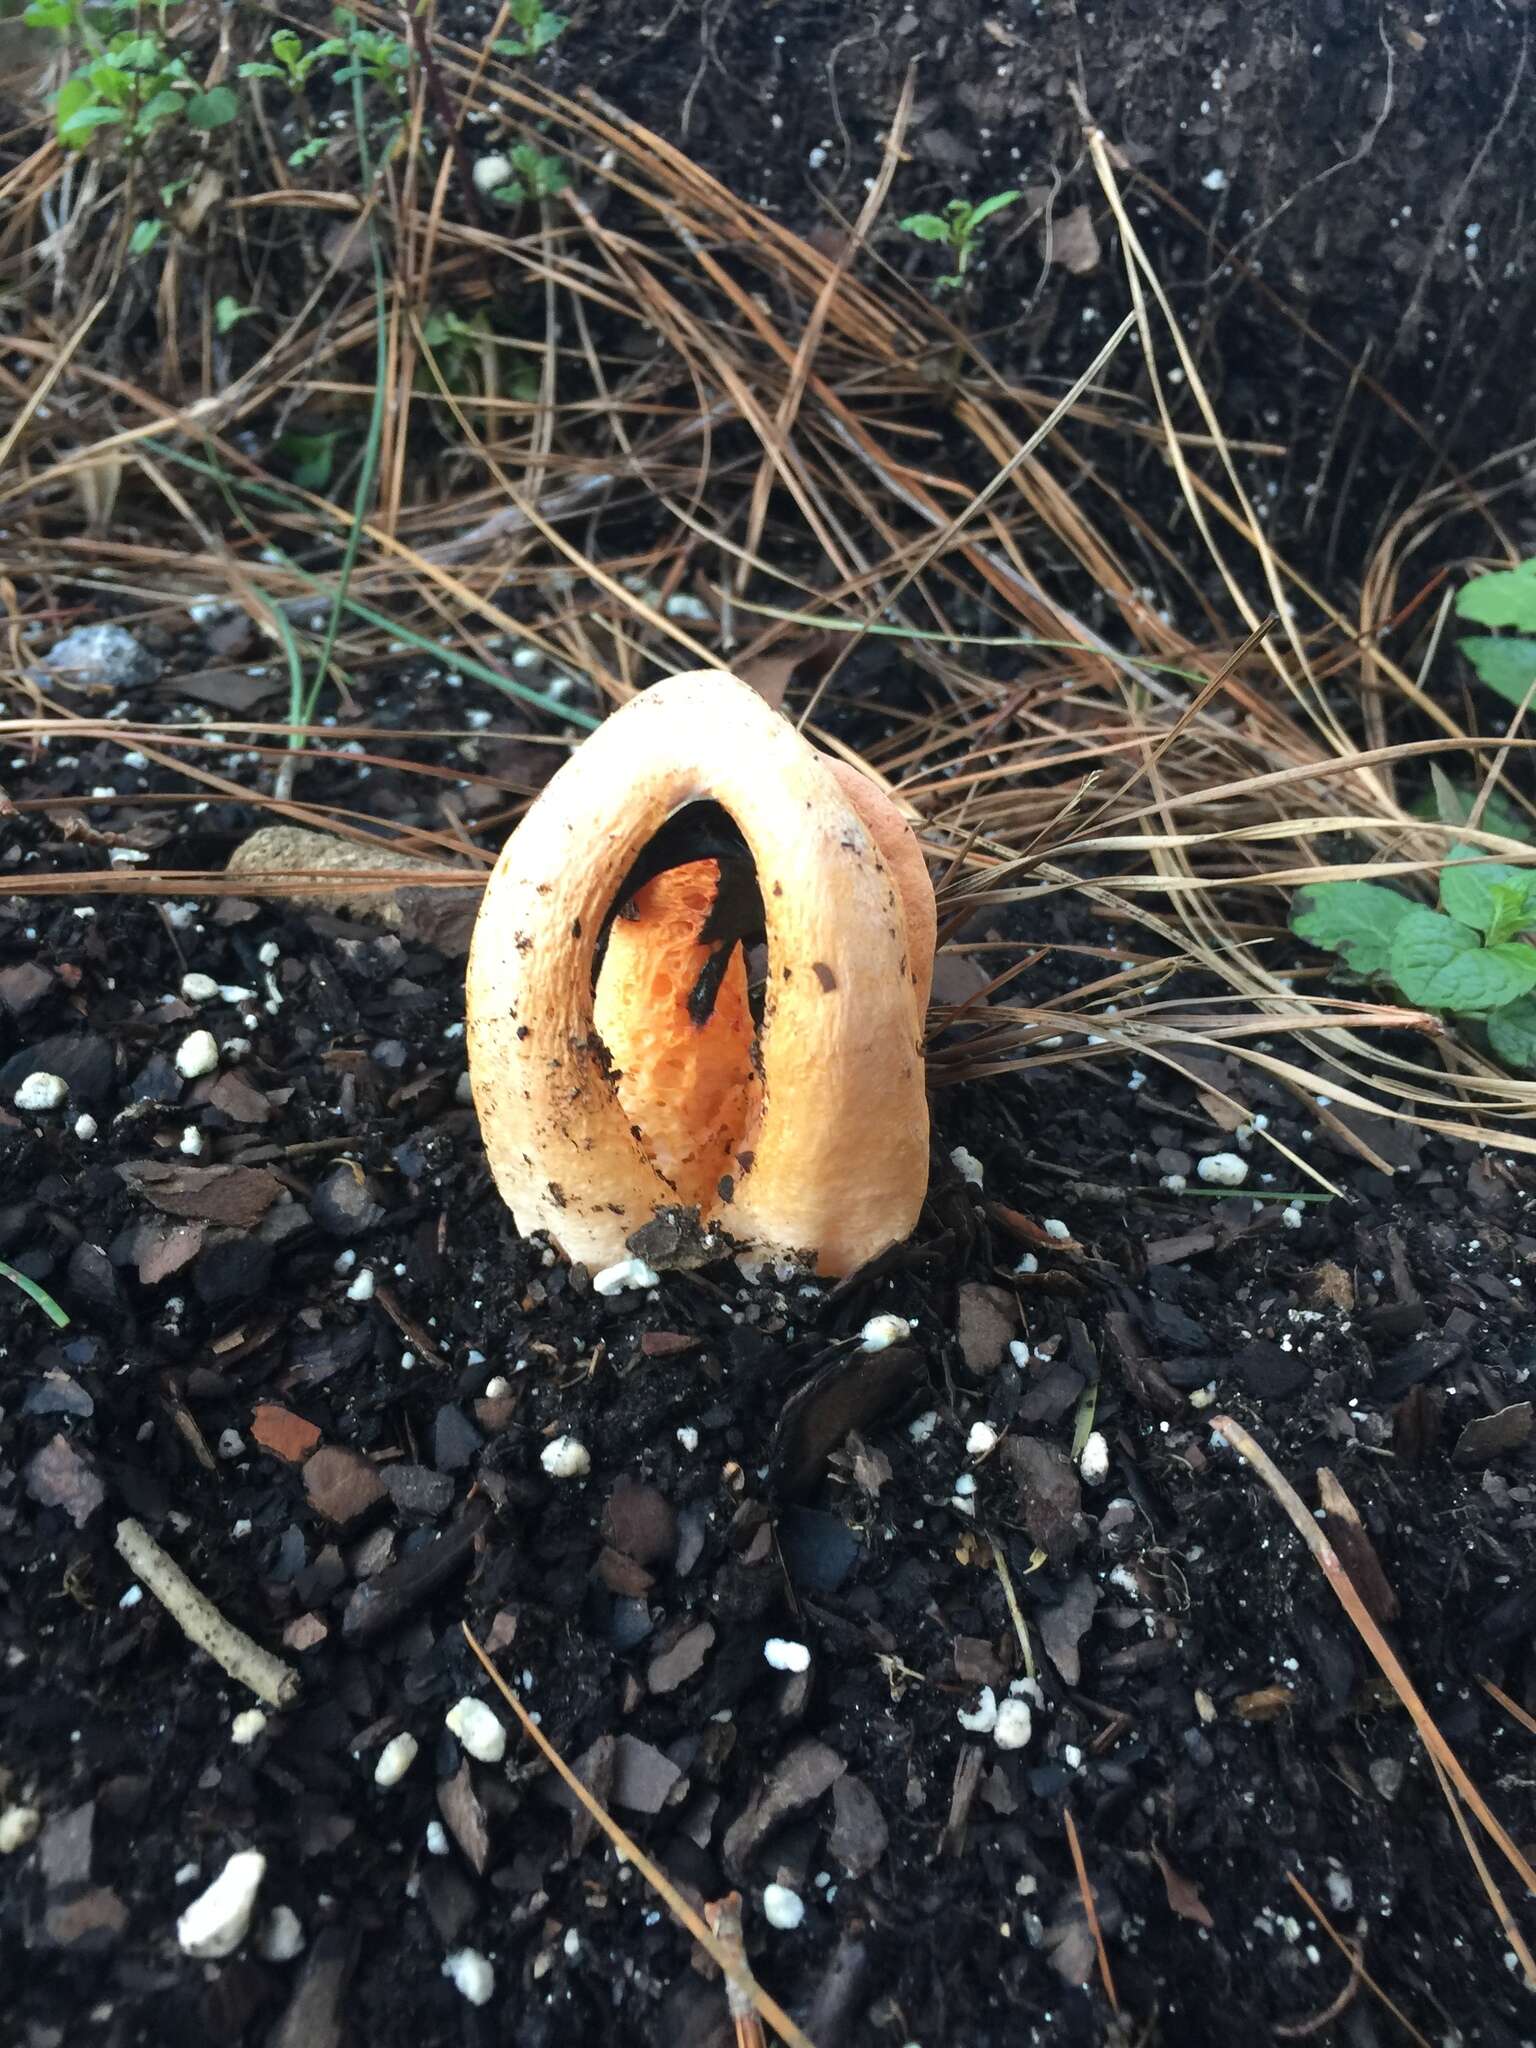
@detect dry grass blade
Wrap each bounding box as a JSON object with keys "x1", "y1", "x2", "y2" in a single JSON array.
[
  {"x1": 1212, "y1": 1418, "x2": 1536, "y2": 1988},
  {"x1": 1283, "y1": 1873, "x2": 1432, "y2": 2048},
  {"x1": 463, "y1": 1626, "x2": 817, "y2": 2048},
  {"x1": 1062, "y1": 1803, "x2": 1118, "y2": 2014},
  {"x1": 705, "y1": 1893, "x2": 770, "y2": 2048},
  {"x1": 1479, "y1": 1676, "x2": 1536, "y2": 1740}
]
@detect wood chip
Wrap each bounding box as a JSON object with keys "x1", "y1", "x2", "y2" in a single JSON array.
[{"x1": 116, "y1": 1160, "x2": 284, "y2": 1228}]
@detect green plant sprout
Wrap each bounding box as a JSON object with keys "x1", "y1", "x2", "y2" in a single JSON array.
[
  {"x1": 240, "y1": 10, "x2": 412, "y2": 167},
  {"x1": 26, "y1": 0, "x2": 236, "y2": 152},
  {"x1": 328, "y1": 12, "x2": 409, "y2": 102},
  {"x1": 215, "y1": 294, "x2": 258, "y2": 334},
  {"x1": 238, "y1": 25, "x2": 335, "y2": 93},
  {"x1": 486, "y1": 141, "x2": 568, "y2": 206},
  {"x1": 1454, "y1": 559, "x2": 1536, "y2": 709},
  {"x1": 495, "y1": 0, "x2": 568, "y2": 58},
  {"x1": 1291, "y1": 841, "x2": 1536, "y2": 1073},
  {"x1": 900, "y1": 189, "x2": 1020, "y2": 290},
  {"x1": 417, "y1": 307, "x2": 540, "y2": 403}
]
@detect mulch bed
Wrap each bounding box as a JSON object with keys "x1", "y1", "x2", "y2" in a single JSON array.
[{"x1": 5, "y1": 657, "x2": 1536, "y2": 2047}]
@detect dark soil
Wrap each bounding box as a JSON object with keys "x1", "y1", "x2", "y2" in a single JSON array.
[
  {"x1": 6, "y1": 4, "x2": 1536, "y2": 2047},
  {"x1": 5, "y1": 659, "x2": 1536, "y2": 2048}
]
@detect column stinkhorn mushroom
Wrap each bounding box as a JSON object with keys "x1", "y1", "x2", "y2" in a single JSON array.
[{"x1": 465, "y1": 669, "x2": 935, "y2": 1277}]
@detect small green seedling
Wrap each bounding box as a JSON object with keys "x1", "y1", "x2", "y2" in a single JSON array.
[
  {"x1": 215, "y1": 295, "x2": 258, "y2": 334},
  {"x1": 487, "y1": 141, "x2": 568, "y2": 205},
  {"x1": 1455, "y1": 558, "x2": 1536, "y2": 710},
  {"x1": 26, "y1": 0, "x2": 238, "y2": 152},
  {"x1": 239, "y1": 26, "x2": 333, "y2": 92},
  {"x1": 327, "y1": 13, "x2": 410, "y2": 102},
  {"x1": 418, "y1": 306, "x2": 540, "y2": 404},
  {"x1": 900, "y1": 189, "x2": 1020, "y2": 290},
  {"x1": 1291, "y1": 846, "x2": 1536, "y2": 1072},
  {"x1": 495, "y1": 0, "x2": 568, "y2": 59}
]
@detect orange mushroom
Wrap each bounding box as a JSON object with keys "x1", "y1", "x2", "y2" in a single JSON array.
[{"x1": 465, "y1": 669, "x2": 935, "y2": 1276}]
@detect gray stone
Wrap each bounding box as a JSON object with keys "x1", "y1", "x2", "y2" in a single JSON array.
[{"x1": 38, "y1": 624, "x2": 162, "y2": 693}]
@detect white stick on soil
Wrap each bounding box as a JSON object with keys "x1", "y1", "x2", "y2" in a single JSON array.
[{"x1": 115, "y1": 1517, "x2": 300, "y2": 1709}]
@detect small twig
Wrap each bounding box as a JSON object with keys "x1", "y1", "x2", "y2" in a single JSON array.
[
  {"x1": 705, "y1": 1893, "x2": 768, "y2": 2048},
  {"x1": 464, "y1": 1626, "x2": 816, "y2": 2048},
  {"x1": 1063, "y1": 1803, "x2": 1118, "y2": 2014},
  {"x1": 1284, "y1": 1872, "x2": 1432, "y2": 2048},
  {"x1": 115, "y1": 1516, "x2": 300, "y2": 1709}
]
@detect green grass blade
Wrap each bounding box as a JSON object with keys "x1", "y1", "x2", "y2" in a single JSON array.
[{"x1": 0, "y1": 1258, "x2": 70, "y2": 1328}]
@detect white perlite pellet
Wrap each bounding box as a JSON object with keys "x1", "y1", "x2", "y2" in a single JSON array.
[
  {"x1": 592, "y1": 1256, "x2": 660, "y2": 1296},
  {"x1": 966, "y1": 1422, "x2": 998, "y2": 1458},
  {"x1": 442, "y1": 1947, "x2": 496, "y2": 2004},
  {"x1": 373, "y1": 1731, "x2": 419, "y2": 1787},
  {"x1": 472, "y1": 153, "x2": 512, "y2": 194},
  {"x1": 175, "y1": 1030, "x2": 219, "y2": 1079},
  {"x1": 950, "y1": 1145, "x2": 984, "y2": 1187},
  {"x1": 1197, "y1": 1152, "x2": 1248, "y2": 1188},
  {"x1": 0, "y1": 1805, "x2": 41, "y2": 1853},
  {"x1": 445, "y1": 1697, "x2": 506, "y2": 1764},
  {"x1": 177, "y1": 1850, "x2": 266, "y2": 1957},
  {"x1": 258, "y1": 1905, "x2": 305, "y2": 1961},
  {"x1": 73, "y1": 1113, "x2": 98, "y2": 1140},
  {"x1": 14, "y1": 1072, "x2": 67, "y2": 1112},
  {"x1": 763, "y1": 1638, "x2": 810, "y2": 1673},
  {"x1": 180, "y1": 972, "x2": 220, "y2": 1003},
  {"x1": 1079, "y1": 1431, "x2": 1110, "y2": 1485},
  {"x1": 230, "y1": 1709, "x2": 267, "y2": 1746},
  {"x1": 859, "y1": 1313, "x2": 910, "y2": 1352},
  {"x1": 762, "y1": 1883, "x2": 805, "y2": 1931},
  {"x1": 540, "y1": 1435, "x2": 591, "y2": 1479},
  {"x1": 994, "y1": 1699, "x2": 1033, "y2": 1750},
  {"x1": 958, "y1": 1687, "x2": 999, "y2": 1734}
]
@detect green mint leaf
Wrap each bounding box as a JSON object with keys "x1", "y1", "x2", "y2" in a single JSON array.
[
  {"x1": 186, "y1": 85, "x2": 238, "y2": 129},
  {"x1": 1459, "y1": 635, "x2": 1536, "y2": 708},
  {"x1": 136, "y1": 88, "x2": 186, "y2": 134},
  {"x1": 1454, "y1": 560, "x2": 1536, "y2": 632},
  {"x1": 1484, "y1": 881, "x2": 1536, "y2": 948},
  {"x1": 900, "y1": 213, "x2": 952, "y2": 242},
  {"x1": 271, "y1": 28, "x2": 302, "y2": 63},
  {"x1": 277, "y1": 427, "x2": 340, "y2": 492},
  {"x1": 1389, "y1": 905, "x2": 1536, "y2": 1011},
  {"x1": 1488, "y1": 996, "x2": 1536, "y2": 1071},
  {"x1": 128, "y1": 217, "x2": 165, "y2": 255},
  {"x1": 111, "y1": 34, "x2": 162, "y2": 69},
  {"x1": 1438, "y1": 843, "x2": 1533, "y2": 934},
  {"x1": 59, "y1": 102, "x2": 126, "y2": 139},
  {"x1": 238, "y1": 60, "x2": 282, "y2": 76},
  {"x1": 1411, "y1": 775, "x2": 1534, "y2": 843},
  {"x1": 1289, "y1": 880, "x2": 1413, "y2": 977}
]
